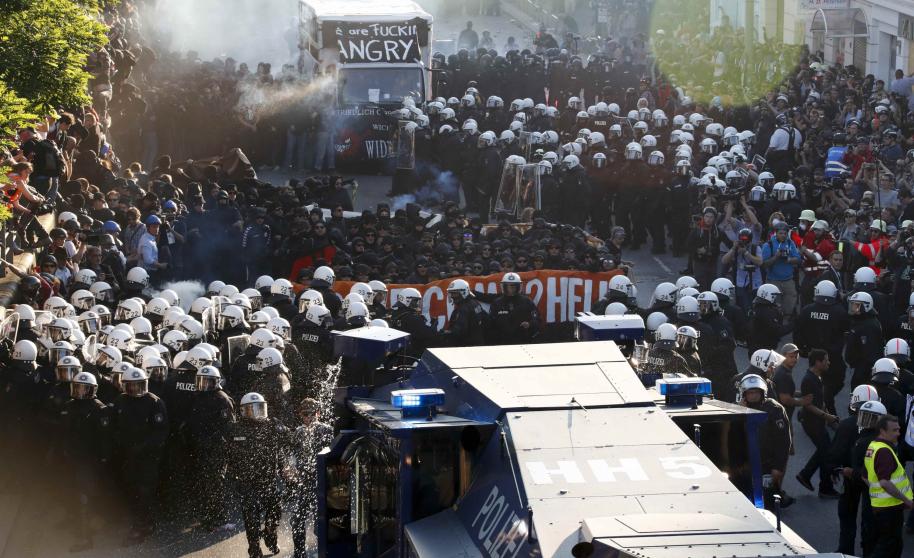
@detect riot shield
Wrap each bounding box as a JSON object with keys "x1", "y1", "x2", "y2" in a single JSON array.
[
  {"x1": 519, "y1": 131, "x2": 532, "y2": 160},
  {"x1": 226, "y1": 334, "x2": 250, "y2": 367},
  {"x1": 82, "y1": 334, "x2": 97, "y2": 363},
  {"x1": 493, "y1": 161, "x2": 521, "y2": 217},
  {"x1": 396, "y1": 120, "x2": 415, "y2": 170},
  {"x1": 1, "y1": 312, "x2": 19, "y2": 345},
  {"x1": 202, "y1": 305, "x2": 216, "y2": 337},
  {"x1": 518, "y1": 164, "x2": 542, "y2": 212}
]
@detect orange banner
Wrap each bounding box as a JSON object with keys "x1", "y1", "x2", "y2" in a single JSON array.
[{"x1": 329, "y1": 269, "x2": 623, "y2": 328}]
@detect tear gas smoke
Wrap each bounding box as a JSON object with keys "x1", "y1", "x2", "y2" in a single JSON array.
[
  {"x1": 141, "y1": 0, "x2": 299, "y2": 71},
  {"x1": 391, "y1": 168, "x2": 460, "y2": 211},
  {"x1": 150, "y1": 280, "x2": 206, "y2": 312}
]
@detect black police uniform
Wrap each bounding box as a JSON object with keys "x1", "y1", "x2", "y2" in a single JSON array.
[
  {"x1": 292, "y1": 321, "x2": 335, "y2": 398},
  {"x1": 753, "y1": 398, "x2": 791, "y2": 507},
  {"x1": 794, "y1": 299, "x2": 849, "y2": 412},
  {"x1": 489, "y1": 293, "x2": 540, "y2": 344},
  {"x1": 747, "y1": 300, "x2": 785, "y2": 356},
  {"x1": 228, "y1": 417, "x2": 290, "y2": 558},
  {"x1": 700, "y1": 313, "x2": 738, "y2": 398},
  {"x1": 851, "y1": 428, "x2": 879, "y2": 557},
  {"x1": 827, "y1": 414, "x2": 867, "y2": 554},
  {"x1": 228, "y1": 348, "x2": 261, "y2": 404},
  {"x1": 312, "y1": 281, "x2": 342, "y2": 318},
  {"x1": 112, "y1": 391, "x2": 169, "y2": 536},
  {"x1": 644, "y1": 343, "x2": 692, "y2": 376},
  {"x1": 61, "y1": 395, "x2": 112, "y2": 551},
  {"x1": 187, "y1": 388, "x2": 236, "y2": 529},
  {"x1": 444, "y1": 297, "x2": 489, "y2": 347},
  {"x1": 390, "y1": 305, "x2": 438, "y2": 358},
  {"x1": 845, "y1": 312, "x2": 884, "y2": 388}
]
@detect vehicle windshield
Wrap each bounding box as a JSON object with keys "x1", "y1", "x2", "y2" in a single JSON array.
[{"x1": 339, "y1": 67, "x2": 423, "y2": 106}]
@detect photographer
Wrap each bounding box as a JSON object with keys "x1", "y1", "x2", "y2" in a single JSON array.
[
  {"x1": 762, "y1": 221, "x2": 802, "y2": 320},
  {"x1": 722, "y1": 227, "x2": 764, "y2": 310},
  {"x1": 687, "y1": 207, "x2": 729, "y2": 290}
]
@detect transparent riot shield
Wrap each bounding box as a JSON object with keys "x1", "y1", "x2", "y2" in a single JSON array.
[
  {"x1": 202, "y1": 305, "x2": 217, "y2": 337},
  {"x1": 494, "y1": 161, "x2": 522, "y2": 217},
  {"x1": 82, "y1": 334, "x2": 97, "y2": 364},
  {"x1": 519, "y1": 131, "x2": 532, "y2": 160},
  {"x1": 1, "y1": 312, "x2": 19, "y2": 345},
  {"x1": 518, "y1": 163, "x2": 542, "y2": 213},
  {"x1": 396, "y1": 120, "x2": 415, "y2": 170},
  {"x1": 226, "y1": 334, "x2": 250, "y2": 367}
]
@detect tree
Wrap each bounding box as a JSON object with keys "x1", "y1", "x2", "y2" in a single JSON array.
[
  {"x1": 0, "y1": 0, "x2": 109, "y2": 116},
  {"x1": 0, "y1": 81, "x2": 36, "y2": 149}
]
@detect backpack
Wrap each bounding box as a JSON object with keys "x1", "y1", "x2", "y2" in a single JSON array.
[{"x1": 38, "y1": 139, "x2": 65, "y2": 176}]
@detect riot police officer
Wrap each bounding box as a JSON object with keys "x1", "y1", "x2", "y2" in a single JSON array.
[
  {"x1": 228, "y1": 393, "x2": 290, "y2": 558},
  {"x1": 112, "y1": 367, "x2": 168, "y2": 544},
  {"x1": 711, "y1": 277, "x2": 749, "y2": 344},
  {"x1": 268, "y1": 279, "x2": 297, "y2": 321},
  {"x1": 738, "y1": 374, "x2": 791, "y2": 509},
  {"x1": 390, "y1": 288, "x2": 438, "y2": 358},
  {"x1": 311, "y1": 266, "x2": 342, "y2": 318},
  {"x1": 443, "y1": 279, "x2": 488, "y2": 346},
  {"x1": 644, "y1": 282, "x2": 678, "y2": 321},
  {"x1": 489, "y1": 272, "x2": 540, "y2": 344},
  {"x1": 292, "y1": 305, "x2": 335, "y2": 398},
  {"x1": 187, "y1": 365, "x2": 235, "y2": 530},
  {"x1": 851, "y1": 267, "x2": 894, "y2": 334},
  {"x1": 644, "y1": 323, "x2": 693, "y2": 377},
  {"x1": 594, "y1": 274, "x2": 636, "y2": 315},
  {"x1": 748, "y1": 284, "x2": 786, "y2": 356},
  {"x1": 251, "y1": 347, "x2": 292, "y2": 424},
  {"x1": 697, "y1": 291, "x2": 737, "y2": 397},
  {"x1": 845, "y1": 292, "x2": 884, "y2": 389},
  {"x1": 228, "y1": 328, "x2": 271, "y2": 402},
  {"x1": 827, "y1": 385, "x2": 881, "y2": 555},
  {"x1": 869, "y1": 358, "x2": 906, "y2": 427},
  {"x1": 675, "y1": 325, "x2": 702, "y2": 376},
  {"x1": 794, "y1": 279, "x2": 850, "y2": 413},
  {"x1": 61, "y1": 371, "x2": 113, "y2": 552}
]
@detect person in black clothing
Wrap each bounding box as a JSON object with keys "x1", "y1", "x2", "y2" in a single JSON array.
[
  {"x1": 870, "y1": 358, "x2": 907, "y2": 430},
  {"x1": 851, "y1": 401, "x2": 887, "y2": 557},
  {"x1": 488, "y1": 272, "x2": 540, "y2": 344},
  {"x1": 771, "y1": 344, "x2": 811, "y2": 420},
  {"x1": 644, "y1": 323, "x2": 692, "y2": 378},
  {"x1": 228, "y1": 392, "x2": 290, "y2": 558},
  {"x1": 827, "y1": 385, "x2": 881, "y2": 555},
  {"x1": 738, "y1": 373, "x2": 792, "y2": 509},
  {"x1": 187, "y1": 365, "x2": 235, "y2": 531},
  {"x1": 795, "y1": 349, "x2": 840, "y2": 498},
  {"x1": 845, "y1": 292, "x2": 885, "y2": 389},
  {"x1": 287, "y1": 398, "x2": 333, "y2": 558},
  {"x1": 442, "y1": 279, "x2": 488, "y2": 346},
  {"x1": 310, "y1": 266, "x2": 342, "y2": 317},
  {"x1": 747, "y1": 284, "x2": 786, "y2": 356},
  {"x1": 291, "y1": 304, "x2": 335, "y2": 398},
  {"x1": 61, "y1": 371, "x2": 113, "y2": 553},
  {"x1": 793, "y1": 279, "x2": 849, "y2": 413},
  {"x1": 390, "y1": 288, "x2": 438, "y2": 358},
  {"x1": 112, "y1": 367, "x2": 169, "y2": 545}
]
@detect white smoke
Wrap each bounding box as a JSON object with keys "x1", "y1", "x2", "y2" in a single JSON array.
[
  {"x1": 141, "y1": 0, "x2": 299, "y2": 70},
  {"x1": 150, "y1": 280, "x2": 206, "y2": 312}
]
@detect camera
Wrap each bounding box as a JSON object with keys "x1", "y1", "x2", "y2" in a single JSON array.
[
  {"x1": 743, "y1": 263, "x2": 757, "y2": 271},
  {"x1": 778, "y1": 247, "x2": 789, "y2": 258}
]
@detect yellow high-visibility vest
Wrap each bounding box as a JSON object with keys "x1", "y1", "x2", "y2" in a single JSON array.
[{"x1": 864, "y1": 440, "x2": 913, "y2": 508}]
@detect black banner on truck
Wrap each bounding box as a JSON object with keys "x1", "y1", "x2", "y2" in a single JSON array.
[{"x1": 324, "y1": 19, "x2": 428, "y2": 63}]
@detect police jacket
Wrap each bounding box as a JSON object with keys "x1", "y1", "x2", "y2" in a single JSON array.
[
  {"x1": 391, "y1": 307, "x2": 438, "y2": 358},
  {"x1": 489, "y1": 294, "x2": 540, "y2": 344},
  {"x1": 894, "y1": 313, "x2": 913, "y2": 344},
  {"x1": 369, "y1": 301, "x2": 389, "y2": 321},
  {"x1": 228, "y1": 352, "x2": 260, "y2": 401},
  {"x1": 826, "y1": 415, "x2": 860, "y2": 471},
  {"x1": 164, "y1": 367, "x2": 198, "y2": 428},
  {"x1": 61, "y1": 397, "x2": 112, "y2": 465},
  {"x1": 187, "y1": 389, "x2": 235, "y2": 450},
  {"x1": 851, "y1": 429, "x2": 879, "y2": 482},
  {"x1": 645, "y1": 344, "x2": 692, "y2": 376},
  {"x1": 676, "y1": 348, "x2": 702, "y2": 377},
  {"x1": 445, "y1": 298, "x2": 488, "y2": 347},
  {"x1": 875, "y1": 384, "x2": 906, "y2": 427},
  {"x1": 700, "y1": 314, "x2": 737, "y2": 377},
  {"x1": 478, "y1": 145, "x2": 503, "y2": 197},
  {"x1": 753, "y1": 398, "x2": 791, "y2": 472},
  {"x1": 312, "y1": 284, "x2": 342, "y2": 317},
  {"x1": 844, "y1": 314, "x2": 884, "y2": 369},
  {"x1": 748, "y1": 302, "x2": 785, "y2": 355},
  {"x1": 721, "y1": 301, "x2": 749, "y2": 343},
  {"x1": 112, "y1": 392, "x2": 168, "y2": 456},
  {"x1": 227, "y1": 418, "x2": 290, "y2": 488},
  {"x1": 794, "y1": 301, "x2": 849, "y2": 356}
]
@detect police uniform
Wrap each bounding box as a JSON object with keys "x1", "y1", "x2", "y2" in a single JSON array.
[
  {"x1": 390, "y1": 306, "x2": 438, "y2": 358},
  {"x1": 112, "y1": 391, "x2": 169, "y2": 536},
  {"x1": 228, "y1": 417, "x2": 290, "y2": 558},
  {"x1": 828, "y1": 414, "x2": 867, "y2": 554},
  {"x1": 187, "y1": 388, "x2": 236, "y2": 529},
  {"x1": 748, "y1": 300, "x2": 785, "y2": 356},
  {"x1": 489, "y1": 292, "x2": 540, "y2": 344},
  {"x1": 444, "y1": 297, "x2": 488, "y2": 347},
  {"x1": 794, "y1": 299, "x2": 850, "y2": 412},
  {"x1": 846, "y1": 314, "x2": 884, "y2": 388}
]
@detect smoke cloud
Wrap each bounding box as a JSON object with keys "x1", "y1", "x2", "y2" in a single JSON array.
[
  {"x1": 141, "y1": 0, "x2": 299, "y2": 70},
  {"x1": 150, "y1": 280, "x2": 206, "y2": 312}
]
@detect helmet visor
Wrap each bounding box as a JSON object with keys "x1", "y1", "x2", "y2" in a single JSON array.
[
  {"x1": 124, "y1": 379, "x2": 148, "y2": 398},
  {"x1": 147, "y1": 366, "x2": 168, "y2": 382},
  {"x1": 49, "y1": 347, "x2": 72, "y2": 364},
  {"x1": 70, "y1": 382, "x2": 97, "y2": 400},
  {"x1": 195, "y1": 375, "x2": 220, "y2": 392},
  {"x1": 56, "y1": 365, "x2": 78, "y2": 383},
  {"x1": 241, "y1": 401, "x2": 268, "y2": 420},
  {"x1": 857, "y1": 410, "x2": 882, "y2": 430},
  {"x1": 48, "y1": 326, "x2": 69, "y2": 342},
  {"x1": 80, "y1": 316, "x2": 101, "y2": 334}
]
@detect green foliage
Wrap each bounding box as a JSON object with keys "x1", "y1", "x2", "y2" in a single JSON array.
[
  {"x1": 0, "y1": 81, "x2": 36, "y2": 149},
  {"x1": 0, "y1": 0, "x2": 109, "y2": 115}
]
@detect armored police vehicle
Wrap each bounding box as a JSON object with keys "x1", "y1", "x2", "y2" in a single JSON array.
[{"x1": 317, "y1": 327, "x2": 843, "y2": 557}]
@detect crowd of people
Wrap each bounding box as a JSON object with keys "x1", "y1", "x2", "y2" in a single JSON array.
[{"x1": 5, "y1": 0, "x2": 914, "y2": 556}]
